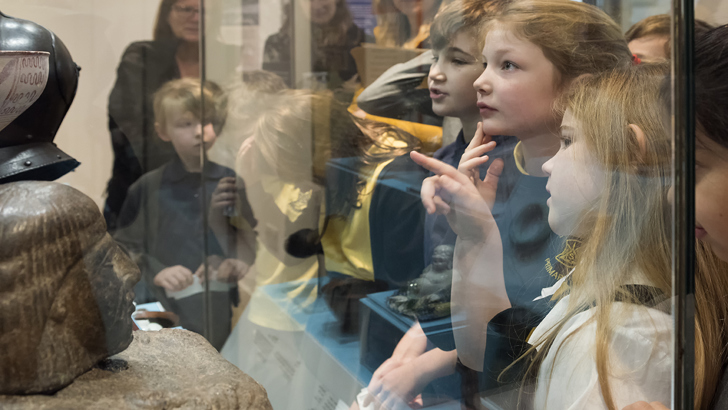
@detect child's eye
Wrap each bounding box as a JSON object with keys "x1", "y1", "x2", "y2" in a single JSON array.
[
  {"x1": 502, "y1": 61, "x2": 517, "y2": 70},
  {"x1": 559, "y1": 136, "x2": 572, "y2": 149},
  {"x1": 452, "y1": 58, "x2": 468, "y2": 66},
  {"x1": 432, "y1": 54, "x2": 440, "y2": 63}
]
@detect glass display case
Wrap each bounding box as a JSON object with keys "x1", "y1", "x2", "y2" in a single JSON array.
[{"x1": 2, "y1": 0, "x2": 727, "y2": 408}]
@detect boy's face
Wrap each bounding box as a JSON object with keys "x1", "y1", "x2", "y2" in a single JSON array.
[
  {"x1": 157, "y1": 107, "x2": 217, "y2": 168},
  {"x1": 428, "y1": 32, "x2": 483, "y2": 121},
  {"x1": 628, "y1": 35, "x2": 669, "y2": 62}
]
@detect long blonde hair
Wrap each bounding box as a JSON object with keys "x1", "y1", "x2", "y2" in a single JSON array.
[{"x1": 521, "y1": 63, "x2": 674, "y2": 410}]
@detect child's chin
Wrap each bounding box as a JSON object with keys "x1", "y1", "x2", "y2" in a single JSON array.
[{"x1": 548, "y1": 215, "x2": 569, "y2": 237}]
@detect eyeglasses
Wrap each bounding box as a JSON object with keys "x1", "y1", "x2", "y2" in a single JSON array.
[{"x1": 172, "y1": 5, "x2": 200, "y2": 17}]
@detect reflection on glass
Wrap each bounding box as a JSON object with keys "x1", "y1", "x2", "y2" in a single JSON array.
[
  {"x1": 105, "y1": 0, "x2": 202, "y2": 233},
  {"x1": 114, "y1": 78, "x2": 252, "y2": 350},
  {"x1": 204, "y1": 0, "x2": 687, "y2": 409},
  {"x1": 20, "y1": 0, "x2": 728, "y2": 407}
]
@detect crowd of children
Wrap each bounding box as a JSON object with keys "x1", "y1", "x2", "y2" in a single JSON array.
[{"x1": 106, "y1": 0, "x2": 728, "y2": 408}]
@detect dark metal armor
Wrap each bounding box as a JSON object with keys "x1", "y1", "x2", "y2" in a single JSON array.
[{"x1": 0, "y1": 11, "x2": 80, "y2": 182}]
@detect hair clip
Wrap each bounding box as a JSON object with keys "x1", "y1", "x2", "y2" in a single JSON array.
[{"x1": 632, "y1": 54, "x2": 642, "y2": 65}]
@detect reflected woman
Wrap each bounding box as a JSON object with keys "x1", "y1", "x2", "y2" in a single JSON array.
[{"x1": 104, "y1": 0, "x2": 202, "y2": 232}]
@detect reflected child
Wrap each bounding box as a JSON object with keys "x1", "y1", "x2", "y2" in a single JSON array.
[{"x1": 115, "y1": 78, "x2": 255, "y2": 350}]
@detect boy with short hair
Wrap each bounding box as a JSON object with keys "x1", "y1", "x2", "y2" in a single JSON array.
[
  {"x1": 115, "y1": 78, "x2": 255, "y2": 350},
  {"x1": 424, "y1": 0, "x2": 517, "y2": 266},
  {"x1": 625, "y1": 14, "x2": 713, "y2": 61},
  {"x1": 625, "y1": 15, "x2": 671, "y2": 61}
]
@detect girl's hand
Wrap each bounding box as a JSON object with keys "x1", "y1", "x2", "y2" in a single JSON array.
[
  {"x1": 362, "y1": 323, "x2": 427, "y2": 410},
  {"x1": 459, "y1": 122, "x2": 499, "y2": 208},
  {"x1": 622, "y1": 402, "x2": 670, "y2": 410},
  {"x1": 364, "y1": 360, "x2": 425, "y2": 410},
  {"x1": 412, "y1": 151, "x2": 504, "y2": 242},
  {"x1": 459, "y1": 123, "x2": 496, "y2": 179}
]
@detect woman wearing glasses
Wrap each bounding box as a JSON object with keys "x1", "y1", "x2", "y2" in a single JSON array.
[{"x1": 104, "y1": 0, "x2": 205, "y2": 235}]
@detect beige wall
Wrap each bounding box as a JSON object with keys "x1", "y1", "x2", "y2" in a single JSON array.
[
  {"x1": 696, "y1": 0, "x2": 728, "y2": 24},
  {"x1": 3, "y1": 0, "x2": 283, "y2": 210},
  {"x1": 3, "y1": 1, "x2": 160, "y2": 209}
]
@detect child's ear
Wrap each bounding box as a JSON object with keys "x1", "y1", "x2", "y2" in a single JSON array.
[
  {"x1": 628, "y1": 124, "x2": 647, "y2": 160},
  {"x1": 155, "y1": 122, "x2": 171, "y2": 142}
]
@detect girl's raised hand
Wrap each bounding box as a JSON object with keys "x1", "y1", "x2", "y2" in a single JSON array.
[
  {"x1": 459, "y1": 123, "x2": 496, "y2": 178},
  {"x1": 459, "y1": 122, "x2": 500, "y2": 208},
  {"x1": 411, "y1": 151, "x2": 504, "y2": 242}
]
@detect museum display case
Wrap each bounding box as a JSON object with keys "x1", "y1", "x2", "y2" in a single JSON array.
[{"x1": 1, "y1": 0, "x2": 723, "y2": 407}]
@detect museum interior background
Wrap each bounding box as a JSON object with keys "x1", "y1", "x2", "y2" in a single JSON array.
[{"x1": 4, "y1": 0, "x2": 728, "y2": 408}]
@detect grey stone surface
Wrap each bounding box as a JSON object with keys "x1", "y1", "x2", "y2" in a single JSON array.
[{"x1": 0, "y1": 329, "x2": 273, "y2": 409}]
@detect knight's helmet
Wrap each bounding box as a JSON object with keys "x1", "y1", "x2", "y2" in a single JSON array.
[{"x1": 0, "y1": 11, "x2": 80, "y2": 182}]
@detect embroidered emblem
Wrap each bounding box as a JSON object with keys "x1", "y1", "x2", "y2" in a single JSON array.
[
  {"x1": 545, "y1": 238, "x2": 582, "y2": 280},
  {"x1": 555, "y1": 238, "x2": 580, "y2": 269}
]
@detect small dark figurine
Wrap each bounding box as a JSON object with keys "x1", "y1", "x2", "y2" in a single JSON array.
[
  {"x1": 387, "y1": 244, "x2": 454, "y2": 320},
  {"x1": 0, "y1": 181, "x2": 140, "y2": 395}
]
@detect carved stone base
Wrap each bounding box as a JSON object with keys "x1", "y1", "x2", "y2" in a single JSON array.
[{"x1": 0, "y1": 329, "x2": 272, "y2": 409}]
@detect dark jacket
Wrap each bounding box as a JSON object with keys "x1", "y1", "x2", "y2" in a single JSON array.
[
  {"x1": 114, "y1": 157, "x2": 255, "y2": 350},
  {"x1": 105, "y1": 40, "x2": 181, "y2": 231}
]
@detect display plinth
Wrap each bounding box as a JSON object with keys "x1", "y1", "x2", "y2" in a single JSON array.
[
  {"x1": 0, "y1": 329, "x2": 272, "y2": 409},
  {"x1": 359, "y1": 290, "x2": 455, "y2": 373}
]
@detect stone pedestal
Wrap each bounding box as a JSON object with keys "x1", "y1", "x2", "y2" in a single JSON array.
[{"x1": 0, "y1": 329, "x2": 272, "y2": 409}]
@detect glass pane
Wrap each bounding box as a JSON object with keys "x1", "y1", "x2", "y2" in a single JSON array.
[
  {"x1": 10, "y1": 0, "x2": 728, "y2": 408},
  {"x1": 197, "y1": 0, "x2": 688, "y2": 409}
]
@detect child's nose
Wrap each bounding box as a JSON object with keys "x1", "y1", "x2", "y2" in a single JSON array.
[
  {"x1": 473, "y1": 68, "x2": 491, "y2": 95},
  {"x1": 428, "y1": 61, "x2": 445, "y2": 82},
  {"x1": 542, "y1": 157, "x2": 553, "y2": 176}
]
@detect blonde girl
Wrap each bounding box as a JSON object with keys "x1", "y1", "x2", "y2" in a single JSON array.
[
  {"x1": 413, "y1": 0, "x2": 633, "y2": 379},
  {"x1": 532, "y1": 63, "x2": 673, "y2": 409},
  {"x1": 416, "y1": 61, "x2": 675, "y2": 409}
]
